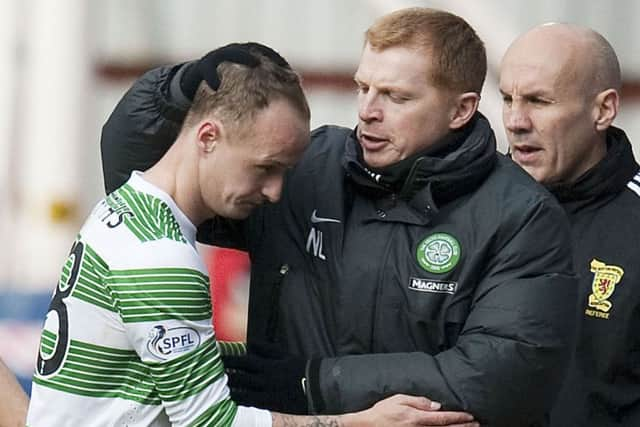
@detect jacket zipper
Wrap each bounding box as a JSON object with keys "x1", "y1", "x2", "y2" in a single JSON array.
[{"x1": 266, "y1": 264, "x2": 290, "y2": 342}]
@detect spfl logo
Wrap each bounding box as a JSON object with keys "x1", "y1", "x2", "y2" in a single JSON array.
[{"x1": 147, "y1": 325, "x2": 200, "y2": 360}]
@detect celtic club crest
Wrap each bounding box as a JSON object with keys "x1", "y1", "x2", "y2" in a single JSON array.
[
  {"x1": 588, "y1": 258, "x2": 624, "y2": 313},
  {"x1": 416, "y1": 233, "x2": 461, "y2": 274}
]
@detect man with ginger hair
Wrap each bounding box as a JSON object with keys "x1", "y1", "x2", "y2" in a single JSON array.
[
  {"x1": 501, "y1": 23, "x2": 640, "y2": 426},
  {"x1": 101, "y1": 8, "x2": 577, "y2": 426},
  {"x1": 27, "y1": 42, "x2": 444, "y2": 427}
]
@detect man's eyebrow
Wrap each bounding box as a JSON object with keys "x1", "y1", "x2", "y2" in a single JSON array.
[
  {"x1": 354, "y1": 77, "x2": 409, "y2": 94},
  {"x1": 499, "y1": 88, "x2": 551, "y2": 98}
]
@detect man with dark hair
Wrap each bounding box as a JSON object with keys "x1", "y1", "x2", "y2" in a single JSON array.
[
  {"x1": 501, "y1": 23, "x2": 640, "y2": 426},
  {"x1": 27, "y1": 42, "x2": 440, "y2": 427},
  {"x1": 101, "y1": 8, "x2": 577, "y2": 426}
]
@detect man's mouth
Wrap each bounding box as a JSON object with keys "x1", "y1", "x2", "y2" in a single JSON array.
[
  {"x1": 359, "y1": 132, "x2": 389, "y2": 152},
  {"x1": 511, "y1": 144, "x2": 543, "y2": 164},
  {"x1": 240, "y1": 199, "x2": 265, "y2": 209}
]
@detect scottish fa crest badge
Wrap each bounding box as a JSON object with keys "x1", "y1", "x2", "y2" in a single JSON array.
[{"x1": 585, "y1": 258, "x2": 624, "y2": 319}]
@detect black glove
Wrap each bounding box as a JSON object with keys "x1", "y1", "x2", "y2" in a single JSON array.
[
  {"x1": 180, "y1": 42, "x2": 291, "y2": 100},
  {"x1": 223, "y1": 342, "x2": 314, "y2": 415}
]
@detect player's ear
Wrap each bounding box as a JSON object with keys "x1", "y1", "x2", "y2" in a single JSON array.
[{"x1": 196, "y1": 120, "x2": 222, "y2": 153}]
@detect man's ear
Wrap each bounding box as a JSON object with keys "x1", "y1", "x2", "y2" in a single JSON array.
[
  {"x1": 593, "y1": 88, "x2": 619, "y2": 132},
  {"x1": 449, "y1": 92, "x2": 480, "y2": 130},
  {"x1": 196, "y1": 120, "x2": 222, "y2": 153}
]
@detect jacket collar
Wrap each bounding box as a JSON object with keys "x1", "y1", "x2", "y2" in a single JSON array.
[
  {"x1": 547, "y1": 126, "x2": 639, "y2": 212},
  {"x1": 343, "y1": 113, "x2": 497, "y2": 214}
]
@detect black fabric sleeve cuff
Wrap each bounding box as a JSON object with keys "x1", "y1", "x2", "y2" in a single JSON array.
[
  {"x1": 170, "y1": 61, "x2": 197, "y2": 109},
  {"x1": 305, "y1": 358, "x2": 325, "y2": 414}
]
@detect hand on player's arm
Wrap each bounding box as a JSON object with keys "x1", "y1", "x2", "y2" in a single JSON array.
[{"x1": 271, "y1": 394, "x2": 479, "y2": 427}]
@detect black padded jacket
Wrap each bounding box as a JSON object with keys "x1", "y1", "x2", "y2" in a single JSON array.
[{"x1": 549, "y1": 128, "x2": 640, "y2": 427}]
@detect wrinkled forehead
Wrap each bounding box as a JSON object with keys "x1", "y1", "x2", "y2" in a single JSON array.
[{"x1": 501, "y1": 34, "x2": 585, "y2": 94}]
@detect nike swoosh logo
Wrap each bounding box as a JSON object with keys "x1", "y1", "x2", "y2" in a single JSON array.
[{"x1": 310, "y1": 209, "x2": 341, "y2": 224}]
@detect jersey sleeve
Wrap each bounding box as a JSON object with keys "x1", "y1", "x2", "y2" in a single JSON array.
[{"x1": 106, "y1": 240, "x2": 270, "y2": 427}]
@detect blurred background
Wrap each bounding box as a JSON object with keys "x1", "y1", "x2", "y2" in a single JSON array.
[{"x1": 2, "y1": 0, "x2": 640, "y2": 394}]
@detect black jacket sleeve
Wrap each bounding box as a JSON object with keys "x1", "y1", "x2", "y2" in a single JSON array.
[
  {"x1": 100, "y1": 64, "x2": 249, "y2": 249},
  {"x1": 316, "y1": 195, "x2": 577, "y2": 426},
  {"x1": 101, "y1": 64, "x2": 191, "y2": 194}
]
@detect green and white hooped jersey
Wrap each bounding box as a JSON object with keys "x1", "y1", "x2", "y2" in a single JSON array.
[{"x1": 26, "y1": 172, "x2": 271, "y2": 427}]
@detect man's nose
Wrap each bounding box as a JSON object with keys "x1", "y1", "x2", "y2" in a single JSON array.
[
  {"x1": 262, "y1": 174, "x2": 283, "y2": 203},
  {"x1": 358, "y1": 93, "x2": 382, "y2": 123},
  {"x1": 504, "y1": 102, "x2": 532, "y2": 134}
]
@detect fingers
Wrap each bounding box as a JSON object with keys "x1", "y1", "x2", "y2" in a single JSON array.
[
  {"x1": 377, "y1": 394, "x2": 478, "y2": 426},
  {"x1": 413, "y1": 410, "x2": 476, "y2": 426},
  {"x1": 380, "y1": 394, "x2": 442, "y2": 411}
]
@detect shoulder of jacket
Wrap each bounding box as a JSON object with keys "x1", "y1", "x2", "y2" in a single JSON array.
[
  {"x1": 310, "y1": 124, "x2": 352, "y2": 142},
  {"x1": 599, "y1": 180, "x2": 640, "y2": 222},
  {"x1": 299, "y1": 125, "x2": 353, "y2": 160},
  {"x1": 481, "y1": 155, "x2": 563, "y2": 213},
  {"x1": 281, "y1": 126, "x2": 352, "y2": 195},
  {"x1": 623, "y1": 169, "x2": 640, "y2": 202}
]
